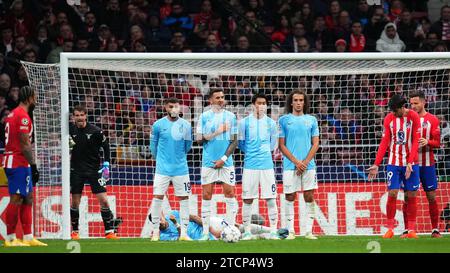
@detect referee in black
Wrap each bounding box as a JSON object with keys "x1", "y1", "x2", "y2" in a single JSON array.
[{"x1": 69, "y1": 104, "x2": 121, "y2": 240}]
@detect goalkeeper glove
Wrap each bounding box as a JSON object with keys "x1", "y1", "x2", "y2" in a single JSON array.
[
  {"x1": 31, "y1": 164, "x2": 40, "y2": 186},
  {"x1": 69, "y1": 136, "x2": 75, "y2": 151},
  {"x1": 98, "y1": 161, "x2": 110, "y2": 186}
]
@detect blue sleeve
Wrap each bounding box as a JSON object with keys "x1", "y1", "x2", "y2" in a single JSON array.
[
  {"x1": 185, "y1": 122, "x2": 193, "y2": 153},
  {"x1": 238, "y1": 118, "x2": 246, "y2": 152},
  {"x1": 163, "y1": 16, "x2": 177, "y2": 27},
  {"x1": 196, "y1": 114, "x2": 204, "y2": 135},
  {"x1": 231, "y1": 114, "x2": 238, "y2": 136},
  {"x1": 312, "y1": 117, "x2": 320, "y2": 137},
  {"x1": 150, "y1": 122, "x2": 159, "y2": 158},
  {"x1": 270, "y1": 119, "x2": 278, "y2": 151},
  {"x1": 278, "y1": 116, "x2": 286, "y2": 138}
]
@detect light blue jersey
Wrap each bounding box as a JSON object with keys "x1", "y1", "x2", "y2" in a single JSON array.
[
  {"x1": 160, "y1": 210, "x2": 215, "y2": 241},
  {"x1": 278, "y1": 114, "x2": 320, "y2": 171},
  {"x1": 196, "y1": 109, "x2": 237, "y2": 168},
  {"x1": 150, "y1": 117, "x2": 192, "y2": 176},
  {"x1": 238, "y1": 114, "x2": 278, "y2": 170}
]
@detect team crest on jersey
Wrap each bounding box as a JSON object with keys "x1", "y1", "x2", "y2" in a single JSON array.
[
  {"x1": 21, "y1": 118, "x2": 29, "y2": 126},
  {"x1": 86, "y1": 134, "x2": 92, "y2": 139},
  {"x1": 396, "y1": 130, "x2": 405, "y2": 144},
  {"x1": 405, "y1": 121, "x2": 411, "y2": 128}
]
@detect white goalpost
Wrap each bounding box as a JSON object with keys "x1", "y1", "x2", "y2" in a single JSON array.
[{"x1": 21, "y1": 52, "x2": 450, "y2": 239}]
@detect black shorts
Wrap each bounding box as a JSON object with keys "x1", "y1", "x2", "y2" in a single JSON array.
[{"x1": 70, "y1": 171, "x2": 107, "y2": 195}]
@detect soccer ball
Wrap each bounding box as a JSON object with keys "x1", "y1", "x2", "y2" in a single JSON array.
[{"x1": 221, "y1": 225, "x2": 241, "y2": 243}]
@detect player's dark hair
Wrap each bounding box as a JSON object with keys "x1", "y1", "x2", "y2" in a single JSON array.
[
  {"x1": 388, "y1": 94, "x2": 407, "y2": 112},
  {"x1": 285, "y1": 89, "x2": 310, "y2": 114},
  {"x1": 73, "y1": 104, "x2": 87, "y2": 114},
  {"x1": 409, "y1": 90, "x2": 426, "y2": 100},
  {"x1": 164, "y1": 97, "x2": 179, "y2": 104},
  {"x1": 18, "y1": 85, "x2": 35, "y2": 103},
  {"x1": 251, "y1": 93, "x2": 268, "y2": 104},
  {"x1": 208, "y1": 88, "x2": 224, "y2": 99}
]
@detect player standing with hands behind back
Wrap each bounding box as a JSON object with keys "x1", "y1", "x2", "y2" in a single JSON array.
[
  {"x1": 407, "y1": 91, "x2": 442, "y2": 238},
  {"x1": 69, "y1": 105, "x2": 122, "y2": 240},
  {"x1": 367, "y1": 94, "x2": 421, "y2": 239},
  {"x1": 278, "y1": 90, "x2": 320, "y2": 240},
  {"x1": 2, "y1": 86, "x2": 47, "y2": 247},
  {"x1": 149, "y1": 97, "x2": 193, "y2": 241},
  {"x1": 196, "y1": 88, "x2": 238, "y2": 241}
]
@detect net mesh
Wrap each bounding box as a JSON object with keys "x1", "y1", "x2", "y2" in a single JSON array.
[{"x1": 22, "y1": 55, "x2": 450, "y2": 238}]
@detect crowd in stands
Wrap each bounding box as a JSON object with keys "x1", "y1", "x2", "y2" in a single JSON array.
[{"x1": 0, "y1": 0, "x2": 449, "y2": 174}]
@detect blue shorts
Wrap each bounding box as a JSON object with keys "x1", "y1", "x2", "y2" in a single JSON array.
[
  {"x1": 386, "y1": 165, "x2": 420, "y2": 192},
  {"x1": 420, "y1": 165, "x2": 438, "y2": 192},
  {"x1": 5, "y1": 167, "x2": 33, "y2": 197}
]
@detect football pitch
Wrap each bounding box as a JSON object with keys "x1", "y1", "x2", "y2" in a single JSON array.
[{"x1": 1, "y1": 235, "x2": 449, "y2": 253}]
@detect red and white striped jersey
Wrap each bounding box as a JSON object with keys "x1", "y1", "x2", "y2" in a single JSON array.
[
  {"x1": 418, "y1": 112, "x2": 441, "y2": 166},
  {"x1": 2, "y1": 106, "x2": 33, "y2": 168},
  {"x1": 374, "y1": 110, "x2": 421, "y2": 167}
]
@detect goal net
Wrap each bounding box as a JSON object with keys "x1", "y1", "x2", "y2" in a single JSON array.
[{"x1": 22, "y1": 53, "x2": 450, "y2": 239}]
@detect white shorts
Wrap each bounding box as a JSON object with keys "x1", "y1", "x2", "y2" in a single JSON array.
[
  {"x1": 282, "y1": 170, "x2": 317, "y2": 194},
  {"x1": 242, "y1": 169, "x2": 277, "y2": 199},
  {"x1": 201, "y1": 166, "x2": 235, "y2": 185},
  {"x1": 153, "y1": 173, "x2": 191, "y2": 197}
]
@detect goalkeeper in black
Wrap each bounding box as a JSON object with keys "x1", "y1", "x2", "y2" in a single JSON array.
[{"x1": 69, "y1": 105, "x2": 122, "y2": 240}]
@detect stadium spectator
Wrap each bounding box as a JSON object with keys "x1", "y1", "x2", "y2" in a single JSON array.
[
  {"x1": 46, "y1": 39, "x2": 73, "y2": 63},
  {"x1": 271, "y1": 14, "x2": 291, "y2": 45},
  {"x1": 34, "y1": 24, "x2": 52, "y2": 62},
  {"x1": 193, "y1": 0, "x2": 213, "y2": 27},
  {"x1": 325, "y1": 0, "x2": 341, "y2": 30},
  {"x1": 364, "y1": 6, "x2": 389, "y2": 51},
  {"x1": 349, "y1": 21, "x2": 366, "y2": 52},
  {"x1": 333, "y1": 10, "x2": 352, "y2": 41},
  {"x1": 21, "y1": 48, "x2": 37, "y2": 63},
  {"x1": 328, "y1": 107, "x2": 362, "y2": 145},
  {"x1": 103, "y1": 0, "x2": 127, "y2": 41},
  {"x1": 419, "y1": 31, "x2": 441, "y2": 52},
  {"x1": 0, "y1": 25, "x2": 14, "y2": 56},
  {"x1": 376, "y1": 22, "x2": 406, "y2": 52},
  {"x1": 296, "y1": 37, "x2": 312, "y2": 52},
  {"x1": 353, "y1": 0, "x2": 370, "y2": 26},
  {"x1": 6, "y1": 85, "x2": 19, "y2": 110},
  {"x1": 397, "y1": 9, "x2": 421, "y2": 51},
  {"x1": 5, "y1": 0, "x2": 35, "y2": 40},
  {"x1": 201, "y1": 33, "x2": 224, "y2": 52},
  {"x1": 430, "y1": 5, "x2": 450, "y2": 48},
  {"x1": 335, "y1": 38, "x2": 346, "y2": 52},
  {"x1": 282, "y1": 22, "x2": 312, "y2": 52},
  {"x1": 0, "y1": 73, "x2": 12, "y2": 96},
  {"x1": 163, "y1": 1, "x2": 194, "y2": 36},
  {"x1": 387, "y1": 0, "x2": 404, "y2": 24}
]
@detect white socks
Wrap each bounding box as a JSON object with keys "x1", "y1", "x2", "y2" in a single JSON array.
[
  {"x1": 150, "y1": 198, "x2": 163, "y2": 236},
  {"x1": 267, "y1": 198, "x2": 278, "y2": 232},
  {"x1": 179, "y1": 199, "x2": 189, "y2": 237},
  {"x1": 225, "y1": 197, "x2": 237, "y2": 226},
  {"x1": 242, "y1": 202, "x2": 253, "y2": 233},
  {"x1": 201, "y1": 199, "x2": 211, "y2": 235},
  {"x1": 305, "y1": 202, "x2": 315, "y2": 235},
  {"x1": 285, "y1": 200, "x2": 295, "y2": 233}
]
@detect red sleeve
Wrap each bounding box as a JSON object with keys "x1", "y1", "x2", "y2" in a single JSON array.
[
  {"x1": 17, "y1": 114, "x2": 31, "y2": 134},
  {"x1": 408, "y1": 111, "x2": 421, "y2": 164},
  {"x1": 427, "y1": 115, "x2": 441, "y2": 148},
  {"x1": 374, "y1": 115, "x2": 391, "y2": 166}
]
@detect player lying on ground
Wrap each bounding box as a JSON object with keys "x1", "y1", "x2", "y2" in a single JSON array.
[
  {"x1": 3, "y1": 86, "x2": 47, "y2": 247},
  {"x1": 153, "y1": 210, "x2": 284, "y2": 241}
]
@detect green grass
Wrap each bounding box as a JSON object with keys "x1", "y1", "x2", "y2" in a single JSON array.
[{"x1": 1, "y1": 235, "x2": 450, "y2": 253}]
